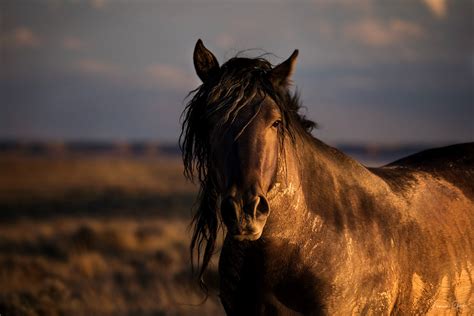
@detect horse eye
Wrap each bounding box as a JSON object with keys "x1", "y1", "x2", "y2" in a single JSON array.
[{"x1": 272, "y1": 120, "x2": 282, "y2": 128}]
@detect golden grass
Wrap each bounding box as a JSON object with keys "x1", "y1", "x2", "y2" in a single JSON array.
[
  {"x1": 0, "y1": 153, "x2": 224, "y2": 315},
  {"x1": 0, "y1": 154, "x2": 196, "y2": 200}
]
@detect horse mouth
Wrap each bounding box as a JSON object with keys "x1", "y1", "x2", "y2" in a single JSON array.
[{"x1": 232, "y1": 231, "x2": 262, "y2": 241}]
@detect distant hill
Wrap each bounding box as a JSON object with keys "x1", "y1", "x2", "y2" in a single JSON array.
[
  {"x1": 0, "y1": 140, "x2": 180, "y2": 157},
  {"x1": 0, "y1": 140, "x2": 446, "y2": 166}
]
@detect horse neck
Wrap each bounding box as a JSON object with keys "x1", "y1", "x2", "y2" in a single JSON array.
[{"x1": 268, "y1": 132, "x2": 394, "y2": 239}]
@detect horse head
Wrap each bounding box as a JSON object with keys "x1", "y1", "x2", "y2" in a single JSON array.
[
  {"x1": 195, "y1": 40, "x2": 299, "y2": 241},
  {"x1": 181, "y1": 39, "x2": 315, "y2": 279}
]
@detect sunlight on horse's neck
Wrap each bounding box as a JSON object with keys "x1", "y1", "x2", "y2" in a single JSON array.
[
  {"x1": 266, "y1": 133, "x2": 393, "y2": 239},
  {"x1": 300, "y1": 135, "x2": 384, "y2": 193}
]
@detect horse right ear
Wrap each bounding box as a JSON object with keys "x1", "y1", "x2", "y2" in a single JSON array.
[
  {"x1": 269, "y1": 49, "x2": 299, "y2": 88},
  {"x1": 193, "y1": 39, "x2": 220, "y2": 82}
]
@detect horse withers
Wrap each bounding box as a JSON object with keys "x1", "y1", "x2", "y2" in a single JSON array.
[{"x1": 180, "y1": 39, "x2": 474, "y2": 315}]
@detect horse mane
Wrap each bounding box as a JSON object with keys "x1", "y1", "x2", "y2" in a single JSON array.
[{"x1": 179, "y1": 54, "x2": 317, "y2": 291}]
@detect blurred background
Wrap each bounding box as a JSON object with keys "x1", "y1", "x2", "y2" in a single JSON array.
[{"x1": 0, "y1": 0, "x2": 472, "y2": 315}]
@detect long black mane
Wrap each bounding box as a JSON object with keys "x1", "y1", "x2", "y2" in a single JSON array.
[{"x1": 179, "y1": 55, "x2": 316, "y2": 289}]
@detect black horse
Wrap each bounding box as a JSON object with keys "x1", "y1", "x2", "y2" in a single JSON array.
[{"x1": 180, "y1": 39, "x2": 474, "y2": 315}]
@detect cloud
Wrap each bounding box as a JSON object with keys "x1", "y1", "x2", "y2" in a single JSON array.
[
  {"x1": 313, "y1": 0, "x2": 374, "y2": 12},
  {"x1": 71, "y1": 59, "x2": 197, "y2": 91},
  {"x1": 1, "y1": 26, "x2": 41, "y2": 48},
  {"x1": 215, "y1": 33, "x2": 236, "y2": 50},
  {"x1": 62, "y1": 36, "x2": 86, "y2": 51},
  {"x1": 422, "y1": 0, "x2": 447, "y2": 18},
  {"x1": 345, "y1": 19, "x2": 424, "y2": 47},
  {"x1": 89, "y1": 0, "x2": 107, "y2": 10},
  {"x1": 74, "y1": 58, "x2": 121, "y2": 77},
  {"x1": 146, "y1": 63, "x2": 198, "y2": 91}
]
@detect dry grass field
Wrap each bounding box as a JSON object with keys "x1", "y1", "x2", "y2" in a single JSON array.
[{"x1": 0, "y1": 152, "x2": 225, "y2": 316}]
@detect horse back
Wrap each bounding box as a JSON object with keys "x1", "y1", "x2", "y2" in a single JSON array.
[{"x1": 371, "y1": 142, "x2": 474, "y2": 199}]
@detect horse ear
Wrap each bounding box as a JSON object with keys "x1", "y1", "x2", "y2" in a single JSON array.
[
  {"x1": 269, "y1": 49, "x2": 299, "y2": 87},
  {"x1": 193, "y1": 39, "x2": 220, "y2": 82}
]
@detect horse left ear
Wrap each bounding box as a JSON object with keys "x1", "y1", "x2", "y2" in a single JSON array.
[
  {"x1": 193, "y1": 39, "x2": 220, "y2": 83},
  {"x1": 269, "y1": 49, "x2": 299, "y2": 88}
]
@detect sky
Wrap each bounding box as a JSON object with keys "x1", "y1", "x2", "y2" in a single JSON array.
[{"x1": 0, "y1": 0, "x2": 472, "y2": 145}]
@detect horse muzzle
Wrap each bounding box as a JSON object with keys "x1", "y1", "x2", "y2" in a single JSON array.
[{"x1": 221, "y1": 194, "x2": 270, "y2": 241}]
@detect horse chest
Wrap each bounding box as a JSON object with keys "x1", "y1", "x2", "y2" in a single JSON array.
[{"x1": 218, "y1": 237, "x2": 328, "y2": 315}]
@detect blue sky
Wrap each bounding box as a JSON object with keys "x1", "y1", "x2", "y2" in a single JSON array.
[{"x1": 1, "y1": 0, "x2": 472, "y2": 145}]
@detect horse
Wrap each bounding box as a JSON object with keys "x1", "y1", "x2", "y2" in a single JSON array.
[{"x1": 180, "y1": 39, "x2": 474, "y2": 315}]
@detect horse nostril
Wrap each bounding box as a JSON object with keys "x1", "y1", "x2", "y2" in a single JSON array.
[
  {"x1": 256, "y1": 195, "x2": 270, "y2": 218},
  {"x1": 221, "y1": 197, "x2": 239, "y2": 226},
  {"x1": 222, "y1": 195, "x2": 269, "y2": 227}
]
